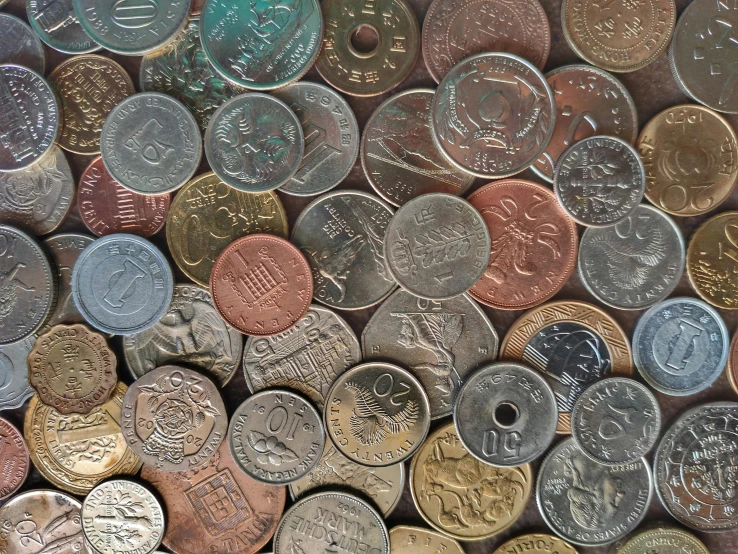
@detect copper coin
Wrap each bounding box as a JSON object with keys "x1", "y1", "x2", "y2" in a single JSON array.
[
  {"x1": 78, "y1": 156, "x2": 170, "y2": 238},
  {"x1": 729, "y1": 331, "x2": 738, "y2": 395},
  {"x1": 467, "y1": 179, "x2": 578, "y2": 310},
  {"x1": 141, "y1": 438, "x2": 285, "y2": 554},
  {"x1": 0, "y1": 417, "x2": 29, "y2": 502},
  {"x1": 210, "y1": 234, "x2": 313, "y2": 336}
]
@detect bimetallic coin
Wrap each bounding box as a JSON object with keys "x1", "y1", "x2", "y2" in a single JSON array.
[
  {"x1": 390, "y1": 526, "x2": 464, "y2": 554},
  {"x1": 614, "y1": 527, "x2": 709, "y2": 554},
  {"x1": 493, "y1": 534, "x2": 578, "y2": 554},
  {"x1": 688, "y1": 212, "x2": 738, "y2": 309},
  {"x1": 27, "y1": 0, "x2": 99, "y2": 54},
  {"x1": 0, "y1": 337, "x2": 34, "y2": 410},
  {"x1": 0, "y1": 418, "x2": 29, "y2": 502},
  {"x1": 0, "y1": 14, "x2": 45, "y2": 75},
  {"x1": 291, "y1": 190, "x2": 396, "y2": 310}
]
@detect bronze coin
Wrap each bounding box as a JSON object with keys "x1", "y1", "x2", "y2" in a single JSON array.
[
  {"x1": 0, "y1": 417, "x2": 29, "y2": 502},
  {"x1": 729, "y1": 331, "x2": 738, "y2": 395}
]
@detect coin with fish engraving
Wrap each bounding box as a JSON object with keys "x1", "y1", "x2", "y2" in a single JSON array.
[
  {"x1": 0, "y1": 14, "x2": 45, "y2": 75},
  {"x1": 0, "y1": 418, "x2": 29, "y2": 502},
  {"x1": 687, "y1": 211, "x2": 738, "y2": 309},
  {"x1": 390, "y1": 525, "x2": 465, "y2": 554},
  {"x1": 26, "y1": 0, "x2": 99, "y2": 54},
  {"x1": 0, "y1": 336, "x2": 35, "y2": 410},
  {"x1": 493, "y1": 534, "x2": 578, "y2": 554},
  {"x1": 614, "y1": 527, "x2": 709, "y2": 554}
]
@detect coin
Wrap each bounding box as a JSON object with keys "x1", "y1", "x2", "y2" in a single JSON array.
[
  {"x1": 324, "y1": 362, "x2": 430, "y2": 466},
  {"x1": 141, "y1": 438, "x2": 286, "y2": 554},
  {"x1": 26, "y1": 0, "x2": 99, "y2": 54},
  {"x1": 729, "y1": 331, "x2": 738, "y2": 395},
  {"x1": 361, "y1": 89, "x2": 474, "y2": 206},
  {"x1": 362, "y1": 289, "x2": 498, "y2": 419},
  {"x1": 431, "y1": 52, "x2": 555, "y2": 179},
  {"x1": 390, "y1": 525, "x2": 464, "y2": 554},
  {"x1": 101, "y1": 92, "x2": 201, "y2": 195},
  {"x1": 291, "y1": 190, "x2": 396, "y2": 310},
  {"x1": 654, "y1": 402, "x2": 738, "y2": 531},
  {"x1": 78, "y1": 156, "x2": 171, "y2": 238},
  {"x1": 71, "y1": 234, "x2": 174, "y2": 335},
  {"x1": 0, "y1": 225, "x2": 56, "y2": 345},
  {"x1": 385, "y1": 193, "x2": 490, "y2": 300},
  {"x1": 243, "y1": 304, "x2": 360, "y2": 409},
  {"x1": 633, "y1": 297, "x2": 729, "y2": 396},
  {"x1": 122, "y1": 365, "x2": 226, "y2": 471},
  {"x1": 687, "y1": 211, "x2": 738, "y2": 309},
  {"x1": 500, "y1": 300, "x2": 633, "y2": 434},
  {"x1": 200, "y1": 0, "x2": 322, "y2": 90},
  {"x1": 272, "y1": 82, "x2": 360, "y2": 196},
  {"x1": 0, "y1": 418, "x2": 29, "y2": 502},
  {"x1": 0, "y1": 13, "x2": 45, "y2": 75},
  {"x1": 409, "y1": 421, "x2": 532, "y2": 540},
  {"x1": 25, "y1": 382, "x2": 143, "y2": 495},
  {"x1": 315, "y1": 0, "x2": 418, "y2": 97},
  {"x1": 210, "y1": 234, "x2": 313, "y2": 336},
  {"x1": 467, "y1": 179, "x2": 578, "y2": 310},
  {"x1": 614, "y1": 527, "x2": 709, "y2": 554},
  {"x1": 531, "y1": 65, "x2": 638, "y2": 183},
  {"x1": 637, "y1": 104, "x2": 738, "y2": 216},
  {"x1": 493, "y1": 534, "x2": 578, "y2": 554},
  {"x1": 0, "y1": 336, "x2": 35, "y2": 410}
]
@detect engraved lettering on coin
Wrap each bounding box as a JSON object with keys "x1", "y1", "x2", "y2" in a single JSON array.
[
  {"x1": 27, "y1": 0, "x2": 100, "y2": 55},
  {"x1": 390, "y1": 525, "x2": 465, "y2": 554},
  {"x1": 0, "y1": 418, "x2": 29, "y2": 502},
  {"x1": 0, "y1": 13, "x2": 46, "y2": 75},
  {"x1": 0, "y1": 336, "x2": 35, "y2": 410},
  {"x1": 615, "y1": 527, "x2": 709, "y2": 554},
  {"x1": 492, "y1": 534, "x2": 578, "y2": 554}
]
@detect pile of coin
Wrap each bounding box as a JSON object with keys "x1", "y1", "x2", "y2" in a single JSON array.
[{"x1": 0, "y1": 0, "x2": 735, "y2": 552}]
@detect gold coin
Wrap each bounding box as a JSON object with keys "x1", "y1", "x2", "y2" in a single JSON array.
[
  {"x1": 24, "y1": 382, "x2": 142, "y2": 495},
  {"x1": 500, "y1": 300, "x2": 632, "y2": 433},
  {"x1": 638, "y1": 104, "x2": 738, "y2": 216},
  {"x1": 390, "y1": 525, "x2": 464, "y2": 554},
  {"x1": 493, "y1": 534, "x2": 578, "y2": 554},
  {"x1": 166, "y1": 172, "x2": 288, "y2": 287},
  {"x1": 614, "y1": 527, "x2": 708, "y2": 554},
  {"x1": 687, "y1": 211, "x2": 738, "y2": 309},
  {"x1": 409, "y1": 422, "x2": 532, "y2": 541}
]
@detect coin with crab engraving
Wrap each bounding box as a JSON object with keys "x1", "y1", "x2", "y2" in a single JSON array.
[{"x1": 0, "y1": 14, "x2": 45, "y2": 75}]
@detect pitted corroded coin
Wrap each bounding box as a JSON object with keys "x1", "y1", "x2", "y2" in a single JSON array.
[
  {"x1": 0, "y1": 14, "x2": 45, "y2": 75},
  {"x1": 614, "y1": 527, "x2": 709, "y2": 554},
  {"x1": 0, "y1": 336, "x2": 34, "y2": 410},
  {"x1": 27, "y1": 0, "x2": 100, "y2": 54},
  {"x1": 390, "y1": 525, "x2": 465, "y2": 554},
  {"x1": 0, "y1": 418, "x2": 29, "y2": 502}
]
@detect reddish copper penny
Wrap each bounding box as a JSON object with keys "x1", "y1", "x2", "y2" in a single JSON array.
[
  {"x1": 77, "y1": 156, "x2": 170, "y2": 238},
  {"x1": 468, "y1": 179, "x2": 578, "y2": 310},
  {"x1": 210, "y1": 234, "x2": 313, "y2": 336},
  {"x1": 0, "y1": 417, "x2": 29, "y2": 502},
  {"x1": 728, "y1": 332, "x2": 738, "y2": 396}
]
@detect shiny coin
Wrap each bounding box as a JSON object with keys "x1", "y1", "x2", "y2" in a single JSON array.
[
  {"x1": 633, "y1": 297, "x2": 729, "y2": 396},
  {"x1": 324, "y1": 362, "x2": 430, "y2": 467},
  {"x1": 243, "y1": 304, "x2": 360, "y2": 409},
  {"x1": 361, "y1": 89, "x2": 474, "y2": 206},
  {"x1": 431, "y1": 52, "x2": 555, "y2": 179},
  {"x1": 554, "y1": 136, "x2": 645, "y2": 227},
  {"x1": 614, "y1": 527, "x2": 709, "y2": 554},
  {"x1": 0, "y1": 13, "x2": 45, "y2": 75},
  {"x1": 291, "y1": 190, "x2": 396, "y2": 310},
  {"x1": 687, "y1": 211, "x2": 738, "y2": 309},
  {"x1": 71, "y1": 234, "x2": 174, "y2": 335},
  {"x1": 0, "y1": 336, "x2": 35, "y2": 410},
  {"x1": 385, "y1": 193, "x2": 490, "y2": 300},
  {"x1": 493, "y1": 534, "x2": 578, "y2": 554},
  {"x1": 0, "y1": 418, "x2": 29, "y2": 502},
  {"x1": 26, "y1": 0, "x2": 99, "y2": 54},
  {"x1": 390, "y1": 525, "x2": 464, "y2": 554},
  {"x1": 409, "y1": 421, "x2": 532, "y2": 540},
  {"x1": 578, "y1": 204, "x2": 684, "y2": 310},
  {"x1": 362, "y1": 289, "x2": 498, "y2": 419}
]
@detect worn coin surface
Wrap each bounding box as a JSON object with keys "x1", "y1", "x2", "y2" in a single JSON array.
[
  {"x1": 614, "y1": 527, "x2": 709, "y2": 554},
  {"x1": 687, "y1": 211, "x2": 738, "y2": 309},
  {"x1": 390, "y1": 525, "x2": 464, "y2": 554},
  {"x1": 0, "y1": 13, "x2": 45, "y2": 75},
  {"x1": 385, "y1": 193, "x2": 490, "y2": 300},
  {"x1": 0, "y1": 418, "x2": 29, "y2": 502},
  {"x1": 493, "y1": 534, "x2": 578, "y2": 554},
  {"x1": 26, "y1": 0, "x2": 99, "y2": 54},
  {"x1": 292, "y1": 190, "x2": 396, "y2": 310},
  {"x1": 0, "y1": 337, "x2": 34, "y2": 410}
]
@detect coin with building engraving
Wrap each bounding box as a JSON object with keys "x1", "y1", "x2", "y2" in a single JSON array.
[
  {"x1": 390, "y1": 526, "x2": 465, "y2": 554},
  {"x1": 687, "y1": 211, "x2": 738, "y2": 309},
  {"x1": 26, "y1": 0, "x2": 99, "y2": 54},
  {"x1": 0, "y1": 418, "x2": 29, "y2": 502},
  {"x1": 0, "y1": 336, "x2": 35, "y2": 410},
  {"x1": 614, "y1": 527, "x2": 709, "y2": 554},
  {"x1": 493, "y1": 534, "x2": 578, "y2": 554},
  {"x1": 0, "y1": 14, "x2": 45, "y2": 75}
]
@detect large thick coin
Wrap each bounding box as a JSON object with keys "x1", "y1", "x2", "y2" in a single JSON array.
[
  {"x1": 26, "y1": 0, "x2": 100, "y2": 54},
  {"x1": 493, "y1": 534, "x2": 578, "y2": 554},
  {"x1": 390, "y1": 525, "x2": 464, "y2": 554},
  {"x1": 0, "y1": 14, "x2": 45, "y2": 75},
  {"x1": 0, "y1": 336, "x2": 34, "y2": 410},
  {"x1": 614, "y1": 527, "x2": 709, "y2": 554},
  {"x1": 688, "y1": 211, "x2": 738, "y2": 309},
  {"x1": 0, "y1": 417, "x2": 29, "y2": 502}
]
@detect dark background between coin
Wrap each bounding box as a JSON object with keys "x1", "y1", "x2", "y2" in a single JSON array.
[{"x1": 1, "y1": 0, "x2": 736, "y2": 552}]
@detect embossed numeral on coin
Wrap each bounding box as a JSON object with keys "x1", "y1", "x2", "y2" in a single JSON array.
[
  {"x1": 112, "y1": 0, "x2": 159, "y2": 28},
  {"x1": 482, "y1": 429, "x2": 521, "y2": 460},
  {"x1": 718, "y1": 221, "x2": 738, "y2": 263},
  {"x1": 259, "y1": 405, "x2": 305, "y2": 440},
  {"x1": 293, "y1": 121, "x2": 342, "y2": 183},
  {"x1": 104, "y1": 259, "x2": 145, "y2": 308},
  {"x1": 373, "y1": 372, "x2": 411, "y2": 406}
]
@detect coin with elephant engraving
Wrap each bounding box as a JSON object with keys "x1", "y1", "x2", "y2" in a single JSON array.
[
  {"x1": 0, "y1": 336, "x2": 35, "y2": 410},
  {"x1": 390, "y1": 525, "x2": 465, "y2": 554},
  {"x1": 0, "y1": 418, "x2": 29, "y2": 502},
  {"x1": 687, "y1": 211, "x2": 738, "y2": 309},
  {"x1": 0, "y1": 14, "x2": 45, "y2": 75},
  {"x1": 26, "y1": 0, "x2": 99, "y2": 54},
  {"x1": 614, "y1": 526, "x2": 708, "y2": 554},
  {"x1": 493, "y1": 534, "x2": 578, "y2": 554}
]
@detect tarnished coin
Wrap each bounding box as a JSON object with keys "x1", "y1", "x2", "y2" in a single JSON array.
[
  {"x1": 554, "y1": 136, "x2": 645, "y2": 227},
  {"x1": 26, "y1": 0, "x2": 99, "y2": 54},
  {"x1": 25, "y1": 382, "x2": 143, "y2": 495},
  {"x1": 390, "y1": 525, "x2": 464, "y2": 554},
  {"x1": 0, "y1": 418, "x2": 29, "y2": 502},
  {"x1": 409, "y1": 422, "x2": 532, "y2": 540},
  {"x1": 454, "y1": 362, "x2": 558, "y2": 466},
  {"x1": 633, "y1": 297, "x2": 729, "y2": 396},
  {"x1": 493, "y1": 534, "x2": 578, "y2": 554},
  {"x1": 361, "y1": 89, "x2": 474, "y2": 206},
  {"x1": 101, "y1": 92, "x2": 201, "y2": 195},
  {"x1": 71, "y1": 234, "x2": 174, "y2": 335},
  {"x1": 431, "y1": 52, "x2": 555, "y2": 179},
  {"x1": 243, "y1": 304, "x2": 360, "y2": 409},
  {"x1": 362, "y1": 289, "x2": 497, "y2": 419},
  {"x1": 687, "y1": 211, "x2": 738, "y2": 309},
  {"x1": 316, "y1": 0, "x2": 418, "y2": 97},
  {"x1": 536, "y1": 437, "x2": 652, "y2": 546},
  {"x1": 0, "y1": 13, "x2": 45, "y2": 75},
  {"x1": 468, "y1": 179, "x2": 578, "y2": 310},
  {"x1": 325, "y1": 362, "x2": 430, "y2": 466},
  {"x1": 654, "y1": 402, "x2": 738, "y2": 531},
  {"x1": 229, "y1": 389, "x2": 325, "y2": 485},
  {"x1": 532, "y1": 65, "x2": 638, "y2": 183},
  {"x1": 292, "y1": 190, "x2": 396, "y2": 310},
  {"x1": 0, "y1": 336, "x2": 35, "y2": 410},
  {"x1": 122, "y1": 365, "x2": 226, "y2": 472},
  {"x1": 124, "y1": 284, "x2": 243, "y2": 387},
  {"x1": 272, "y1": 82, "x2": 359, "y2": 196},
  {"x1": 578, "y1": 204, "x2": 684, "y2": 310},
  {"x1": 385, "y1": 193, "x2": 490, "y2": 300}
]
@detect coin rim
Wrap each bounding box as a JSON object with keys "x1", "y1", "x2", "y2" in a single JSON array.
[
  {"x1": 687, "y1": 211, "x2": 738, "y2": 309},
  {"x1": 0, "y1": 416, "x2": 29, "y2": 502}
]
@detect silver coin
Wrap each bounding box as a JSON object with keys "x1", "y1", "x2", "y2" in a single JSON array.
[
  {"x1": 536, "y1": 437, "x2": 652, "y2": 546},
  {"x1": 362, "y1": 289, "x2": 498, "y2": 419},
  {"x1": 101, "y1": 92, "x2": 202, "y2": 195},
  {"x1": 272, "y1": 81, "x2": 359, "y2": 196},
  {"x1": 0, "y1": 13, "x2": 45, "y2": 75},
  {"x1": 205, "y1": 93, "x2": 304, "y2": 192},
  {"x1": 454, "y1": 362, "x2": 557, "y2": 466},
  {"x1": 71, "y1": 233, "x2": 174, "y2": 335},
  {"x1": 571, "y1": 377, "x2": 661, "y2": 466},
  {"x1": 123, "y1": 283, "x2": 243, "y2": 387},
  {"x1": 26, "y1": 0, "x2": 100, "y2": 55},
  {"x1": 0, "y1": 224, "x2": 56, "y2": 345},
  {"x1": 229, "y1": 389, "x2": 325, "y2": 485},
  {"x1": 291, "y1": 190, "x2": 396, "y2": 309},
  {"x1": 0, "y1": 336, "x2": 35, "y2": 410},
  {"x1": 0, "y1": 65, "x2": 60, "y2": 172},
  {"x1": 273, "y1": 491, "x2": 389, "y2": 554},
  {"x1": 242, "y1": 303, "x2": 360, "y2": 409},
  {"x1": 554, "y1": 136, "x2": 645, "y2": 227},
  {"x1": 384, "y1": 193, "x2": 490, "y2": 300},
  {"x1": 633, "y1": 297, "x2": 729, "y2": 396},
  {"x1": 578, "y1": 204, "x2": 685, "y2": 310},
  {"x1": 654, "y1": 401, "x2": 738, "y2": 531},
  {"x1": 0, "y1": 145, "x2": 75, "y2": 235}
]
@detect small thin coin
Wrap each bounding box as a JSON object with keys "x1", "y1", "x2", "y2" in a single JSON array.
[
  {"x1": 390, "y1": 525, "x2": 464, "y2": 554},
  {"x1": 493, "y1": 534, "x2": 578, "y2": 554},
  {"x1": 0, "y1": 13, "x2": 45, "y2": 75},
  {"x1": 0, "y1": 336, "x2": 35, "y2": 410},
  {"x1": 26, "y1": 0, "x2": 100, "y2": 54},
  {"x1": 614, "y1": 527, "x2": 709, "y2": 554},
  {"x1": 687, "y1": 211, "x2": 738, "y2": 309},
  {"x1": 384, "y1": 193, "x2": 490, "y2": 300},
  {"x1": 0, "y1": 418, "x2": 29, "y2": 502}
]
